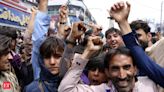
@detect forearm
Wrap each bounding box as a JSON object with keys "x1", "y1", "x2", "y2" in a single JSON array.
[
  {"x1": 59, "y1": 44, "x2": 75, "y2": 77},
  {"x1": 24, "y1": 13, "x2": 36, "y2": 41},
  {"x1": 32, "y1": 11, "x2": 50, "y2": 42},
  {"x1": 26, "y1": 13, "x2": 36, "y2": 35},
  {"x1": 56, "y1": 24, "x2": 66, "y2": 40},
  {"x1": 118, "y1": 20, "x2": 132, "y2": 35}
]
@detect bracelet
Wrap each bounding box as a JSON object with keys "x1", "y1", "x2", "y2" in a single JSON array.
[{"x1": 65, "y1": 39, "x2": 76, "y2": 46}]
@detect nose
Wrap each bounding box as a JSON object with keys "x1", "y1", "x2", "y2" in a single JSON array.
[
  {"x1": 110, "y1": 36, "x2": 115, "y2": 41},
  {"x1": 118, "y1": 68, "x2": 127, "y2": 79},
  {"x1": 49, "y1": 56, "x2": 56, "y2": 65},
  {"x1": 93, "y1": 69, "x2": 99, "y2": 76},
  {"x1": 8, "y1": 53, "x2": 13, "y2": 60}
]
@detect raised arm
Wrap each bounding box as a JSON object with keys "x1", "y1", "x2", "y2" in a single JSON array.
[
  {"x1": 32, "y1": 0, "x2": 50, "y2": 42},
  {"x1": 31, "y1": 0, "x2": 50, "y2": 79},
  {"x1": 24, "y1": 7, "x2": 37, "y2": 40},
  {"x1": 59, "y1": 21, "x2": 87, "y2": 78},
  {"x1": 109, "y1": 1, "x2": 164, "y2": 87}
]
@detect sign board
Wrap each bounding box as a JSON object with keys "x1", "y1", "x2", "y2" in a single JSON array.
[{"x1": 0, "y1": 2, "x2": 30, "y2": 28}]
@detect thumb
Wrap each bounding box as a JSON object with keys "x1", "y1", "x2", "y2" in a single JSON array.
[{"x1": 126, "y1": 1, "x2": 131, "y2": 11}]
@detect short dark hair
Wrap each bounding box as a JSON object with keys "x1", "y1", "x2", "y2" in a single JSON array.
[
  {"x1": 0, "y1": 34, "x2": 12, "y2": 57},
  {"x1": 130, "y1": 20, "x2": 150, "y2": 34},
  {"x1": 104, "y1": 47, "x2": 136, "y2": 69},
  {"x1": 39, "y1": 37, "x2": 65, "y2": 59},
  {"x1": 105, "y1": 27, "x2": 122, "y2": 38},
  {"x1": 0, "y1": 27, "x2": 17, "y2": 39},
  {"x1": 86, "y1": 54, "x2": 105, "y2": 72}
]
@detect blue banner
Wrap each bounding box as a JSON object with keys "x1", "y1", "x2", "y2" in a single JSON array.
[{"x1": 0, "y1": 3, "x2": 30, "y2": 27}]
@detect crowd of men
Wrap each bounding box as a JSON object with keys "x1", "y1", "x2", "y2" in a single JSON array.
[{"x1": 0, "y1": 0, "x2": 163, "y2": 92}]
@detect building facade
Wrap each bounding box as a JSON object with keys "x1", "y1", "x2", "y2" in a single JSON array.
[{"x1": 48, "y1": 0, "x2": 96, "y2": 26}]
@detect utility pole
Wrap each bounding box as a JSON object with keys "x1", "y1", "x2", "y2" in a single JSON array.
[
  {"x1": 107, "y1": 17, "x2": 114, "y2": 28},
  {"x1": 160, "y1": 1, "x2": 163, "y2": 34}
]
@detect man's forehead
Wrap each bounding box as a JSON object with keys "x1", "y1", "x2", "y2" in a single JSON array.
[
  {"x1": 136, "y1": 29, "x2": 146, "y2": 34},
  {"x1": 107, "y1": 31, "x2": 120, "y2": 36},
  {"x1": 109, "y1": 54, "x2": 133, "y2": 66}
]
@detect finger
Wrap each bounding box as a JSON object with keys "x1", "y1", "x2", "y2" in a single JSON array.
[
  {"x1": 33, "y1": 6, "x2": 38, "y2": 10},
  {"x1": 115, "y1": 3, "x2": 120, "y2": 9},
  {"x1": 92, "y1": 45, "x2": 102, "y2": 51},
  {"x1": 119, "y1": 1, "x2": 124, "y2": 8},
  {"x1": 60, "y1": 5, "x2": 65, "y2": 8},
  {"x1": 79, "y1": 22, "x2": 86, "y2": 30},
  {"x1": 60, "y1": 13, "x2": 64, "y2": 17},
  {"x1": 78, "y1": 31, "x2": 85, "y2": 37},
  {"x1": 88, "y1": 36, "x2": 101, "y2": 41},
  {"x1": 87, "y1": 37, "x2": 103, "y2": 51},
  {"x1": 112, "y1": 4, "x2": 117, "y2": 11},
  {"x1": 126, "y1": 1, "x2": 131, "y2": 10}
]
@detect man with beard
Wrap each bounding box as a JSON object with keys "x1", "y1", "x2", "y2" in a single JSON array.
[
  {"x1": 104, "y1": 47, "x2": 158, "y2": 92},
  {"x1": 130, "y1": 20, "x2": 152, "y2": 50},
  {"x1": 130, "y1": 20, "x2": 164, "y2": 68}
]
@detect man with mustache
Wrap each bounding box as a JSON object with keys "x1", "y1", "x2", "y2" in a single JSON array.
[{"x1": 59, "y1": 45, "x2": 158, "y2": 92}]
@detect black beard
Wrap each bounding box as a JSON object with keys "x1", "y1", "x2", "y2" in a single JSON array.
[{"x1": 139, "y1": 40, "x2": 148, "y2": 50}]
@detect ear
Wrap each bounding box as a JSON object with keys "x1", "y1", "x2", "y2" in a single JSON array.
[
  {"x1": 133, "y1": 66, "x2": 138, "y2": 76},
  {"x1": 147, "y1": 32, "x2": 152, "y2": 41}
]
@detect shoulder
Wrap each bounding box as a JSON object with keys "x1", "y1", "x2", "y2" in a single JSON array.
[
  {"x1": 90, "y1": 83, "x2": 110, "y2": 92},
  {"x1": 25, "y1": 80, "x2": 40, "y2": 92},
  {"x1": 134, "y1": 76, "x2": 158, "y2": 92}
]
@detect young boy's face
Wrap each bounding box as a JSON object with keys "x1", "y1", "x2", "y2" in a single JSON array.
[
  {"x1": 106, "y1": 32, "x2": 124, "y2": 49},
  {"x1": 43, "y1": 55, "x2": 62, "y2": 75},
  {"x1": 88, "y1": 68, "x2": 107, "y2": 85}
]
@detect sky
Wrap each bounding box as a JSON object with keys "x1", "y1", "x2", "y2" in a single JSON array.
[{"x1": 83, "y1": 0, "x2": 164, "y2": 32}]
